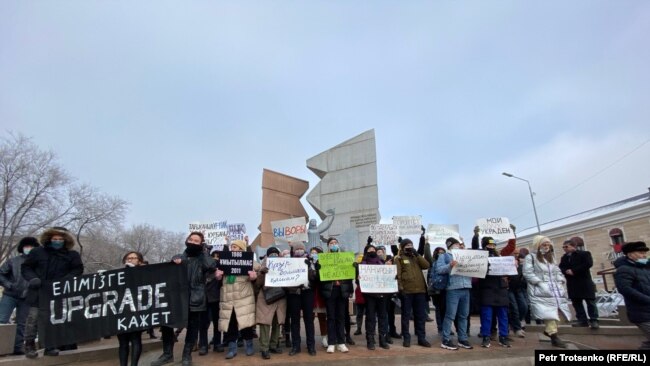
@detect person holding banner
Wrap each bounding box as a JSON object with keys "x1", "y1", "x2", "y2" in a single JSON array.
[
  {"x1": 255, "y1": 247, "x2": 287, "y2": 359},
  {"x1": 22, "y1": 227, "x2": 83, "y2": 359},
  {"x1": 317, "y1": 238, "x2": 353, "y2": 354},
  {"x1": 478, "y1": 237, "x2": 510, "y2": 348},
  {"x1": 395, "y1": 238, "x2": 431, "y2": 348},
  {"x1": 522, "y1": 235, "x2": 572, "y2": 348},
  {"x1": 309, "y1": 246, "x2": 329, "y2": 348},
  {"x1": 358, "y1": 245, "x2": 390, "y2": 350},
  {"x1": 117, "y1": 251, "x2": 145, "y2": 366},
  {"x1": 216, "y1": 239, "x2": 258, "y2": 359},
  {"x1": 285, "y1": 242, "x2": 318, "y2": 356}
]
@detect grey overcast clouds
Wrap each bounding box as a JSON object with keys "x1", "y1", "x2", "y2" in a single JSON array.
[{"x1": 1, "y1": 1, "x2": 649, "y2": 241}]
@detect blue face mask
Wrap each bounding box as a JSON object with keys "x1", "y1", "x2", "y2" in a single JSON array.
[
  {"x1": 50, "y1": 240, "x2": 65, "y2": 250},
  {"x1": 637, "y1": 258, "x2": 648, "y2": 265},
  {"x1": 23, "y1": 248, "x2": 32, "y2": 255},
  {"x1": 311, "y1": 253, "x2": 319, "y2": 261},
  {"x1": 330, "y1": 245, "x2": 339, "y2": 252}
]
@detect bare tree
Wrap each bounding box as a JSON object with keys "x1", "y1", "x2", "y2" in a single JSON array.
[{"x1": 120, "y1": 224, "x2": 185, "y2": 264}]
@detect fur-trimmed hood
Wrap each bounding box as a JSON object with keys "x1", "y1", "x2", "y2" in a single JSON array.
[{"x1": 40, "y1": 227, "x2": 76, "y2": 250}]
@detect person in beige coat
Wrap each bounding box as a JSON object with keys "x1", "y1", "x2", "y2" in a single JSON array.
[
  {"x1": 255, "y1": 247, "x2": 287, "y2": 359},
  {"x1": 216, "y1": 240, "x2": 257, "y2": 359}
]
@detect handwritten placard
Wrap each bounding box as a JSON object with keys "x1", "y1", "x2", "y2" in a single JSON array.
[
  {"x1": 487, "y1": 256, "x2": 518, "y2": 276},
  {"x1": 271, "y1": 217, "x2": 308, "y2": 245},
  {"x1": 265, "y1": 258, "x2": 309, "y2": 287},
  {"x1": 476, "y1": 217, "x2": 514, "y2": 242},
  {"x1": 318, "y1": 252, "x2": 355, "y2": 281},
  {"x1": 358, "y1": 265, "x2": 398, "y2": 293},
  {"x1": 393, "y1": 215, "x2": 422, "y2": 236},
  {"x1": 449, "y1": 249, "x2": 488, "y2": 278},
  {"x1": 189, "y1": 220, "x2": 228, "y2": 248},
  {"x1": 228, "y1": 223, "x2": 247, "y2": 241},
  {"x1": 369, "y1": 224, "x2": 399, "y2": 246}
]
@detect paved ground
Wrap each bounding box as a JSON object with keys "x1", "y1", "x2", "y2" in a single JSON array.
[{"x1": 1, "y1": 316, "x2": 644, "y2": 366}]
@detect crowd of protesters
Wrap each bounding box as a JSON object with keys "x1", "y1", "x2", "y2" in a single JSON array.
[{"x1": 1, "y1": 224, "x2": 649, "y2": 366}]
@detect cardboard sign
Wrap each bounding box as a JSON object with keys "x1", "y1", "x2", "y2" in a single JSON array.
[
  {"x1": 476, "y1": 217, "x2": 514, "y2": 242},
  {"x1": 271, "y1": 217, "x2": 307, "y2": 245},
  {"x1": 189, "y1": 221, "x2": 228, "y2": 248},
  {"x1": 358, "y1": 265, "x2": 398, "y2": 293},
  {"x1": 265, "y1": 258, "x2": 309, "y2": 287},
  {"x1": 427, "y1": 224, "x2": 460, "y2": 246},
  {"x1": 39, "y1": 263, "x2": 188, "y2": 348},
  {"x1": 393, "y1": 215, "x2": 422, "y2": 236},
  {"x1": 218, "y1": 251, "x2": 254, "y2": 275},
  {"x1": 487, "y1": 256, "x2": 518, "y2": 276},
  {"x1": 318, "y1": 252, "x2": 355, "y2": 281},
  {"x1": 369, "y1": 224, "x2": 399, "y2": 246},
  {"x1": 449, "y1": 249, "x2": 489, "y2": 278},
  {"x1": 228, "y1": 223, "x2": 247, "y2": 241}
]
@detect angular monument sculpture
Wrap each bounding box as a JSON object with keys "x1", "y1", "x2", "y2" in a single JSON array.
[
  {"x1": 251, "y1": 169, "x2": 310, "y2": 252},
  {"x1": 306, "y1": 129, "x2": 380, "y2": 253}
]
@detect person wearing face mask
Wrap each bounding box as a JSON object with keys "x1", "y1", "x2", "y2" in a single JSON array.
[
  {"x1": 284, "y1": 242, "x2": 318, "y2": 356},
  {"x1": 21, "y1": 227, "x2": 83, "y2": 359},
  {"x1": 523, "y1": 235, "x2": 572, "y2": 348},
  {"x1": 477, "y1": 237, "x2": 510, "y2": 348},
  {"x1": 614, "y1": 241, "x2": 650, "y2": 350},
  {"x1": 317, "y1": 238, "x2": 353, "y2": 353},
  {"x1": 309, "y1": 246, "x2": 329, "y2": 348},
  {"x1": 395, "y1": 238, "x2": 431, "y2": 348},
  {"x1": 0, "y1": 237, "x2": 40, "y2": 355},
  {"x1": 255, "y1": 246, "x2": 287, "y2": 359},
  {"x1": 152, "y1": 232, "x2": 216, "y2": 366},
  {"x1": 117, "y1": 251, "x2": 145, "y2": 366},
  {"x1": 559, "y1": 238, "x2": 599, "y2": 329},
  {"x1": 358, "y1": 244, "x2": 390, "y2": 350}
]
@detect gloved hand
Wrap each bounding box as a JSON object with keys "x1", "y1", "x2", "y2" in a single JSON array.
[
  {"x1": 28, "y1": 278, "x2": 41, "y2": 289},
  {"x1": 304, "y1": 259, "x2": 311, "y2": 266},
  {"x1": 260, "y1": 267, "x2": 269, "y2": 274}
]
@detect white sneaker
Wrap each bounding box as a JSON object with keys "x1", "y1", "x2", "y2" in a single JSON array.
[
  {"x1": 322, "y1": 337, "x2": 328, "y2": 348},
  {"x1": 326, "y1": 345, "x2": 335, "y2": 353},
  {"x1": 336, "y1": 344, "x2": 349, "y2": 353},
  {"x1": 515, "y1": 329, "x2": 526, "y2": 338}
]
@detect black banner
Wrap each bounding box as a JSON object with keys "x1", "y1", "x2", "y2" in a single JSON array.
[
  {"x1": 38, "y1": 263, "x2": 189, "y2": 348},
  {"x1": 217, "y1": 251, "x2": 254, "y2": 275}
]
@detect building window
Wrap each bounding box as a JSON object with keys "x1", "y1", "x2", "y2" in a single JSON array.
[{"x1": 609, "y1": 228, "x2": 625, "y2": 253}]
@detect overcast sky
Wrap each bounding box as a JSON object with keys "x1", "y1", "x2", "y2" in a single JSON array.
[{"x1": 2, "y1": 1, "x2": 649, "y2": 242}]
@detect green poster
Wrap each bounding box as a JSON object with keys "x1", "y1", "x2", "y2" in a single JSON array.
[{"x1": 318, "y1": 252, "x2": 356, "y2": 281}]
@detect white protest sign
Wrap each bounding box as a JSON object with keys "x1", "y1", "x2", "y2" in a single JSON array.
[
  {"x1": 476, "y1": 217, "x2": 515, "y2": 242},
  {"x1": 358, "y1": 265, "x2": 398, "y2": 293},
  {"x1": 265, "y1": 258, "x2": 309, "y2": 287},
  {"x1": 450, "y1": 249, "x2": 489, "y2": 278},
  {"x1": 487, "y1": 256, "x2": 518, "y2": 276},
  {"x1": 393, "y1": 215, "x2": 422, "y2": 236},
  {"x1": 271, "y1": 217, "x2": 308, "y2": 246},
  {"x1": 427, "y1": 224, "x2": 460, "y2": 256},
  {"x1": 369, "y1": 224, "x2": 399, "y2": 246},
  {"x1": 189, "y1": 221, "x2": 228, "y2": 249},
  {"x1": 228, "y1": 223, "x2": 247, "y2": 241}
]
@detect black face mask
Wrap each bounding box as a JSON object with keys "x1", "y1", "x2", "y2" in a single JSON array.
[
  {"x1": 404, "y1": 248, "x2": 415, "y2": 256},
  {"x1": 367, "y1": 252, "x2": 377, "y2": 258},
  {"x1": 185, "y1": 243, "x2": 203, "y2": 256}
]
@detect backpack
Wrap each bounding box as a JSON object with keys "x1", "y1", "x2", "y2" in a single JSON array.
[{"x1": 428, "y1": 253, "x2": 450, "y2": 295}]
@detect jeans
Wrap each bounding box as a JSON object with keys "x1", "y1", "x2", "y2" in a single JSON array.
[
  {"x1": 442, "y1": 289, "x2": 469, "y2": 342},
  {"x1": 400, "y1": 292, "x2": 427, "y2": 342},
  {"x1": 508, "y1": 290, "x2": 527, "y2": 331},
  {"x1": 0, "y1": 294, "x2": 29, "y2": 353},
  {"x1": 325, "y1": 286, "x2": 346, "y2": 345},
  {"x1": 287, "y1": 289, "x2": 315, "y2": 350},
  {"x1": 480, "y1": 306, "x2": 508, "y2": 337},
  {"x1": 571, "y1": 298, "x2": 599, "y2": 323}
]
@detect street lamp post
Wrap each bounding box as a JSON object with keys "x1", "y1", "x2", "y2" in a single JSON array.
[{"x1": 502, "y1": 172, "x2": 541, "y2": 234}]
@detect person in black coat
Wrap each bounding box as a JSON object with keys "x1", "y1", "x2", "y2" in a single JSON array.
[
  {"x1": 558, "y1": 238, "x2": 598, "y2": 329},
  {"x1": 614, "y1": 241, "x2": 650, "y2": 350},
  {"x1": 0, "y1": 237, "x2": 40, "y2": 355},
  {"x1": 21, "y1": 227, "x2": 83, "y2": 359},
  {"x1": 478, "y1": 237, "x2": 510, "y2": 348}
]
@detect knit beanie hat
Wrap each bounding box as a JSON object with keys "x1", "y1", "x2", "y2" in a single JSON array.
[
  {"x1": 231, "y1": 239, "x2": 247, "y2": 251},
  {"x1": 266, "y1": 246, "x2": 280, "y2": 257},
  {"x1": 532, "y1": 235, "x2": 552, "y2": 250},
  {"x1": 311, "y1": 246, "x2": 324, "y2": 253},
  {"x1": 481, "y1": 236, "x2": 496, "y2": 249},
  {"x1": 292, "y1": 242, "x2": 306, "y2": 252},
  {"x1": 363, "y1": 244, "x2": 376, "y2": 255},
  {"x1": 445, "y1": 237, "x2": 460, "y2": 249},
  {"x1": 399, "y1": 238, "x2": 413, "y2": 250}
]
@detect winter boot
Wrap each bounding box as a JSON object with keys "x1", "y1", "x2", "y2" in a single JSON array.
[
  {"x1": 245, "y1": 339, "x2": 254, "y2": 356},
  {"x1": 550, "y1": 334, "x2": 567, "y2": 348},
  {"x1": 379, "y1": 334, "x2": 390, "y2": 349},
  {"x1": 24, "y1": 340, "x2": 38, "y2": 359},
  {"x1": 346, "y1": 334, "x2": 355, "y2": 345},
  {"x1": 225, "y1": 341, "x2": 237, "y2": 359},
  {"x1": 366, "y1": 335, "x2": 376, "y2": 350},
  {"x1": 181, "y1": 343, "x2": 193, "y2": 366},
  {"x1": 151, "y1": 341, "x2": 174, "y2": 366}
]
